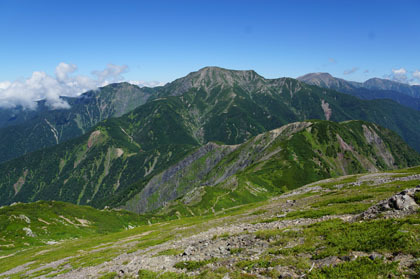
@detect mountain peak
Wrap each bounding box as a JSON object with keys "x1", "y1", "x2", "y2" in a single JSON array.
[
  {"x1": 161, "y1": 66, "x2": 265, "y2": 96},
  {"x1": 297, "y1": 72, "x2": 339, "y2": 84},
  {"x1": 196, "y1": 66, "x2": 258, "y2": 74},
  {"x1": 298, "y1": 72, "x2": 334, "y2": 79},
  {"x1": 193, "y1": 66, "x2": 262, "y2": 82},
  {"x1": 297, "y1": 72, "x2": 360, "y2": 90}
]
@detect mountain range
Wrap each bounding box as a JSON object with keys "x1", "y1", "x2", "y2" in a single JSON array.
[
  {"x1": 0, "y1": 82, "x2": 153, "y2": 163},
  {"x1": 1, "y1": 67, "x2": 420, "y2": 213},
  {"x1": 2, "y1": 67, "x2": 420, "y2": 165},
  {"x1": 1, "y1": 67, "x2": 420, "y2": 278},
  {"x1": 298, "y1": 72, "x2": 420, "y2": 110}
]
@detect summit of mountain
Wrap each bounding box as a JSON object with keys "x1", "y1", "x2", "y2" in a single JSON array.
[
  {"x1": 156, "y1": 66, "x2": 268, "y2": 97},
  {"x1": 297, "y1": 72, "x2": 361, "y2": 91}
]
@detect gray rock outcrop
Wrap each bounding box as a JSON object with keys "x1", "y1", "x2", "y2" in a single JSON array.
[{"x1": 360, "y1": 185, "x2": 420, "y2": 219}]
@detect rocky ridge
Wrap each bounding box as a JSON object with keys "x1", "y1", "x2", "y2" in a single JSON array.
[{"x1": 126, "y1": 120, "x2": 420, "y2": 215}]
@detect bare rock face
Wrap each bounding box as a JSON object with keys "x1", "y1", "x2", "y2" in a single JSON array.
[
  {"x1": 389, "y1": 193, "x2": 418, "y2": 210},
  {"x1": 360, "y1": 185, "x2": 420, "y2": 219}
]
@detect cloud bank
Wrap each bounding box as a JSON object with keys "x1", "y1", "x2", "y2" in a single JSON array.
[
  {"x1": 385, "y1": 68, "x2": 420, "y2": 85},
  {"x1": 390, "y1": 68, "x2": 408, "y2": 83},
  {"x1": 413, "y1": 70, "x2": 420, "y2": 81},
  {"x1": 128, "y1": 80, "x2": 167, "y2": 87},
  {"x1": 0, "y1": 63, "x2": 148, "y2": 110}
]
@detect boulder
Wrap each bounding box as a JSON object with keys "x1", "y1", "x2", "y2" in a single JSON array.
[{"x1": 359, "y1": 185, "x2": 420, "y2": 219}]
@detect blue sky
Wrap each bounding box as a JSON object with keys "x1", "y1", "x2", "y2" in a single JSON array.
[{"x1": 1, "y1": 0, "x2": 419, "y2": 85}]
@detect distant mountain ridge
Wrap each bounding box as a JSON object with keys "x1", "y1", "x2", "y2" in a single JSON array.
[
  {"x1": 363, "y1": 77, "x2": 420, "y2": 97},
  {"x1": 298, "y1": 73, "x2": 420, "y2": 110},
  {"x1": 0, "y1": 82, "x2": 154, "y2": 163},
  {"x1": 2, "y1": 67, "x2": 420, "y2": 211},
  {"x1": 2, "y1": 68, "x2": 420, "y2": 164},
  {"x1": 298, "y1": 72, "x2": 420, "y2": 97}
]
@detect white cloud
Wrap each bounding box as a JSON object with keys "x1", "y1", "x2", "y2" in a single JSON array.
[
  {"x1": 0, "y1": 63, "x2": 133, "y2": 110},
  {"x1": 413, "y1": 70, "x2": 420, "y2": 80},
  {"x1": 383, "y1": 68, "x2": 420, "y2": 85},
  {"x1": 128, "y1": 80, "x2": 167, "y2": 87},
  {"x1": 55, "y1": 62, "x2": 77, "y2": 82},
  {"x1": 384, "y1": 67, "x2": 408, "y2": 83},
  {"x1": 392, "y1": 68, "x2": 407, "y2": 75},
  {"x1": 92, "y1": 64, "x2": 128, "y2": 86},
  {"x1": 0, "y1": 81, "x2": 11, "y2": 90},
  {"x1": 0, "y1": 71, "x2": 70, "y2": 110},
  {"x1": 343, "y1": 67, "x2": 359, "y2": 75}
]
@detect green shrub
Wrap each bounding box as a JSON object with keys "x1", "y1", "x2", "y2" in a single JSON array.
[
  {"x1": 285, "y1": 202, "x2": 370, "y2": 219},
  {"x1": 98, "y1": 272, "x2": 117, "y2": 279},
  {"x1": 312, "y1": 194, "x2": 373, "y2": 207},
  {"x1": 154, "y1": 248, "x2": 184, "y2": 257},
  {"x1": 236, "y1": 258, "x2": 273, "y2": 269},
  {"x1": 250, "y1": 209, "x2": 267, "y2": 215},
  {"x1": 310, "y1": 219, "x2": 412, "y2": 259},
  {"x1": 414, "y1": 192, "x2": 420, "y2": 204},
  {"x1": 138, "y1": 269, "x2": 189, "y2": 278},
  {"x1": 230, "y1": 248, "x2": 245, "y2": 254},
  {"x1": 174, "y1": 258, "x2": 217, "y2": 271},
  {"x1": 308, "y1": 257, "x2": 399, "y2": 278}
]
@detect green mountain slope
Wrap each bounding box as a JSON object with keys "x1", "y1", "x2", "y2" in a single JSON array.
[
  {"x1": 1, "y1": 67, "x2": 420, "y2": 211},
  {"x1": 123, "y1": 120, "x2": 420, "y2": 214},
  {"x1": 0, "y1": 82, "x2": 153, "y2": 163},
  {"x1": 0, "y1": 97, "x2": 200, "y2": 208},
  {"x1": 155, "y1": 67, "x2": 420, "y2": 150},
  {"x1": 2, "y1": 67, "x2": 420, "y2": 165},
  {"x1": 0, "y1": 200, "x2": 146, "y2": 253}
]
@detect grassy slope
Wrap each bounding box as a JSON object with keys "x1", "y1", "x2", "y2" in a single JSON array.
[
  {"x1": 1, "y1": 166, "x2": 420, "y2": 278},
  {"x1": 0, "y1": 200, "x2": 149, "y2": 255},
  {"x1": 152, "y1": 120, "x2": 420, "y2": 217}
]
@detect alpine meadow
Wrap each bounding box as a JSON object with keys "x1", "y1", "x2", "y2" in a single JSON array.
[{"x1": 1, "y1": 1, "x2": 420, "y2": 278}]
